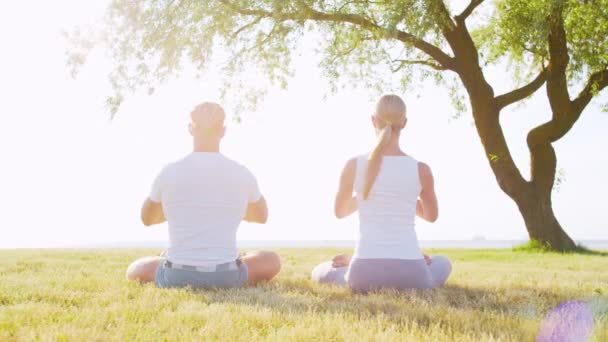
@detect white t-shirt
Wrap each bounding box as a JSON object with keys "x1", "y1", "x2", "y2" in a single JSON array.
[
  {"x1": 353, "y1": 154, "x2": 424, "y2": 260},
  {"x1": 149, "y1": 152, "x2": 261, "y2": 266}
]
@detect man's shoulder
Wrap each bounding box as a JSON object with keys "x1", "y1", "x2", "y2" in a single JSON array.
[
  {"x1": 160, "y1": 160, "x2": 181, "y2": 172},
  {"x1": 220, "y1": 155, "x2": 255, "y2": 177},
  {"x1": 168, "y1": 153, "x2": 256, "y2": 179},
  {"x1": 155, "y1": 155, "x2": 191, "y2": 178}
]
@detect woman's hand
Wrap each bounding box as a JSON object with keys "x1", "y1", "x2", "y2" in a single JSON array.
[
  {"x1": 424, "y1": 254, "x2": 432, "y2": 265},
  {"x1": 332, "y1": 254, "x2": 352, "y2": 267}
]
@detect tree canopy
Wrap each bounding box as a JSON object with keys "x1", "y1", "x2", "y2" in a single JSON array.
[
  {"x1": 67, "y1": 0, "x2": 607, "y2": 115},
  {"x1": 68, "y1": 0, "x2": 608, "y2": 250}
]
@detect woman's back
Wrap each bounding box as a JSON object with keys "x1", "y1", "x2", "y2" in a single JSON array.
[
  {"x1": 311, "y1": 94, "x2": 451, "y2": 292},
  {"x1": 353, "y1": 154, "x2": 423, "y2": 260}
]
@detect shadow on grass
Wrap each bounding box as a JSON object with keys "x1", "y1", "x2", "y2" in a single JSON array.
[
  {"x1": 187, "y1": 280, "x2": 594, "y2": 339},
  {"x1": 570, "y1": 246, "x2": 608, "y2": 256}
]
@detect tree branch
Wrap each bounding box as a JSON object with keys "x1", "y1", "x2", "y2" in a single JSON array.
[
  {"x1": 230, "y1": 17, "x2": 263, "y2": 40},
  {"x1": 326, "y1": 35, "x2": 374, "y2": 65},
  {"x1": 527, "y1": 6, "x2": 575, "y2": 148},
  {"x1": 495, "y1": 69, "x2": 547, "y2": 110},
  {"x1": 545, "y1": 4, "x2": 572, "y2": 116},
  {"x1": 455, "y1": 0, "x2": 484, "y2": 23},
  {"x1": 572, "y1": 68, "x2": 608, "y2": 115},
  {"x1": 233, "y1": 22, "x2": 280, "y2": 58},
  {"x1": 392, "y1": 31, "x2": 455, "y2": 70},
  {"x1": 391, "y1": 59, "x2": 447, "y2": 72},
  {"x1": 428, "y1": 0, "x2": 457, "y2": 31},
  {"x1": 519, "y1": 43, "x2": 547, "y2": 58},
  {"x1": 218, "y1": 0, "x2": 456, "y2": 71},
  {"x1": 527, "y1": 5, "x2": 603, "y2": 148},
  {"x1": 336, "y1": 0, "x2": 387, "y2": 13}
]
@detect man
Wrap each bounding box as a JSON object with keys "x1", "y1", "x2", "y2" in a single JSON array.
[{"x1": 126, "y1": 102, "x2": 281, "y2": 288}]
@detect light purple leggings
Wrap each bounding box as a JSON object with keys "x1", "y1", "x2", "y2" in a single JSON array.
[{"x1": 311, "y1": 256, "x2": 452, "y2": 293}]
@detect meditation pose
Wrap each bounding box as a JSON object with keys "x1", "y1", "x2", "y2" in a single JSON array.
[
  {"x1": 126, "y1": 102, "x2": 281, "y2": 288},
  {"x1": 312, "y1": 94, "x2": 451, "y2": 292}
]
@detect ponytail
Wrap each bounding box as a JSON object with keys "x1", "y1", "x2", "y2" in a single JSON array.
[
  {"x1": 362, "y1": 124, "x2": 392, "y2": 200},
  {"x1": 361, "y1": 94, "x2": 406, "y2": 200}
]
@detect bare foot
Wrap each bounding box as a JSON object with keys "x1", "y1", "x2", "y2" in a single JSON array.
[{"x1": 331, "y1": 254, "x2": 351, "y2": 267}]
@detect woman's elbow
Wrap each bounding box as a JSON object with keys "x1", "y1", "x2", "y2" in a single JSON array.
[
  {"x1": 426, "y1": 211, "x2": 439, "y2": 223},
  {"x1": 334, "y1": 207, "x2": 347, "y2": 219},
  {"x1": 334, "y1": 210, "x2": 343, "y2": 219}
]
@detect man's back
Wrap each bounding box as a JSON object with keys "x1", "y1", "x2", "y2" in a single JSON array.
[
  {"x1": 126, "y1": 102, "x2": 279, "y2": 287},
  {"x1": 150, "y1": 152, "x2": 261, "y2": 266}
]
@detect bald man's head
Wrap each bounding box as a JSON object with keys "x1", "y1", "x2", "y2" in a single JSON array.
[{"x1": 189, "y1": 102, "x2": 226, "y2": 139}]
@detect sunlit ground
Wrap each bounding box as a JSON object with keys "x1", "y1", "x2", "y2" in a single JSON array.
[{"x1": 1, "y1": 248, "x2": 606, "y2": 341}]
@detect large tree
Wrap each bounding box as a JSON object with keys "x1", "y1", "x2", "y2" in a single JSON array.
[{"x1": 68, "y1": 0, "x2": 608, "y2": 251}]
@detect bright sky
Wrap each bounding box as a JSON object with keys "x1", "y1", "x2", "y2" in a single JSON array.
[{"x1": 1, "y1": 1, "x2": 606, "y2": 248}]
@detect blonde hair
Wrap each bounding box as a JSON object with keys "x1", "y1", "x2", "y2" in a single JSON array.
[{"x1": 362, "y1": 94, "x2": 407, "y2": 200}]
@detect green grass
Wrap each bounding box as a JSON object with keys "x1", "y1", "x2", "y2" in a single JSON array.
[
  {"x1": 511, "y1": 239, "x2": 599, "y2": 254},
  {"x1": 0, "y1": 248, "x2": 606, "y2": 341}
]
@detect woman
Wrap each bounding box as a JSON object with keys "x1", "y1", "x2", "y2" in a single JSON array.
[{"x1": 311, "y1": 94, "x2": 451, "y2": 292}]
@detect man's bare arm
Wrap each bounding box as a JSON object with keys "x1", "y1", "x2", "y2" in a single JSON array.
[
  {"x1": 243, "y1": 196, "x2": 268, "y2": 224},
  {"x1": 141, "y1": 198, "x2": 166, "y2": 226}
]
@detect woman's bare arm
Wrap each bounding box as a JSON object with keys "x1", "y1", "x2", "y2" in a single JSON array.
[
  {"x1": 334, "y1": 158, "x2": 358, "y2": 219},
  {"x1": 417, "y1": 162, "x2": 438, "y2": 222}
]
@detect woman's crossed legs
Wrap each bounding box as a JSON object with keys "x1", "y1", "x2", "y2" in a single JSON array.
[{"x1": 311, "y1": 255, "x2": 452, "y2": 291}]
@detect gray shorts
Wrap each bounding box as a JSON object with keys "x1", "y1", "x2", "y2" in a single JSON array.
[{"x1": 155, "y1": 259, "x2": 248, "y2": 289}]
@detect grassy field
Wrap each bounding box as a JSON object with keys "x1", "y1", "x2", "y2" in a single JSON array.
[{"x1": 0, "y1": 248, "x2": 606, "y2": 341}]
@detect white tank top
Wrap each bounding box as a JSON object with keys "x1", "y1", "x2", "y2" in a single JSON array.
[{"x1": 353, "y1": 154, "x2": 423, "y2": 260}]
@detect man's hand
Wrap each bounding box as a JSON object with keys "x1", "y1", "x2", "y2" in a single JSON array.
[{"x1": 332, "y1": 254, "x2": 352, "y2": 267}]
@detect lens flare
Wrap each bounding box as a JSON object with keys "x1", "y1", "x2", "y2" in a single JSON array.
[{"x1": 537, "y1": 301, "x2": 593, "y2": 342}]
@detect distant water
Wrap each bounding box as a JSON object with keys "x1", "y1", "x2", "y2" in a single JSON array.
[
  {"x1": 246, "y1": 239, "x2": 608, "y2": 250},
  {"x1": 28, "y1": 239, "x2": 608, "y2": 250}
]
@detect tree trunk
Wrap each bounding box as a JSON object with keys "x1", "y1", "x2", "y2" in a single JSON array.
[
  {"x1": 523, "y1": 122, "x2": 578, "y2": 251},
  {"x1": 442, "y1": 16, "x2": 579, "y2": 252},
  {"x1": 515, "y1": 190, "x2": 577, "y2": 251}
]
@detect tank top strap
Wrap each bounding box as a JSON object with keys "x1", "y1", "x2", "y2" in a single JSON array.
[
  {"x1": 354, "y1": 154, "x2": 369, "y2": 193},
  {"x1": 407, "y1": 156, "x2": 421, "y2": 187}
]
